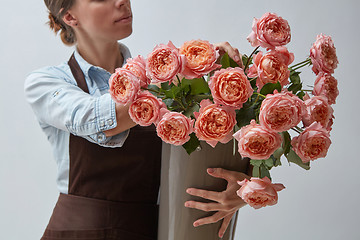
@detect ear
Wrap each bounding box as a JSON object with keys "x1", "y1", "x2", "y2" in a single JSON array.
[{"x1": 62, "y1": 11, "x2": 78, "y2": 27}]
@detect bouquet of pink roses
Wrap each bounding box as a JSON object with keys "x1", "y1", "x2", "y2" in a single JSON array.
[{"x1": 109, "y1": 12, "x2": 339, "y2": 210}]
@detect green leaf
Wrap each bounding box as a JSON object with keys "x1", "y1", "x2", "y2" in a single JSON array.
[
  {"x1": 236, "y1": 105, "x2": 256, "y2": 128},
  {"x1": 181, "y1": 78, "x2": 210, "y2": 95},
  {"x1": 282, "y1": 131, "x2": 291, "y2": 156},
  {"x1": 273, "y1": 147, "x2": 283, "y2": 160},
  {"x1": 242, "y1": 54, "x2": 250, "y2": 68},
  {"x1": 183, "y1": 103, "x2": 200, "y2": 118},
  {"x1": 229, "y1": 55, "x2": 240, "y2": 68},
  {"x1": 181, "y1": 84, "x2": 191, "y2": 97},
  {"x1": 252, "y1": 166, "x2": 260, "y2": 178},
  {"x1": 163, "y1": 85, "x2": 181, "y2": 99},
  {"x1": 264, "y1": 157, "x2": 274, "y2": 169},
  {"x1": 260, "y1": 164, "x2": 272, "y2": 180},
  {"x1": 274, "y1": 156, "x2": 282, "y2": 167},
  {"x1": 147, "y1": 84, "x2": 160, "y2": 92},
  {"x1": 272, "y1": 147, "x2": 283, "y2": 167},
  {"x1": 193, "y1": 94, "x2": 212, "y2": 102},
  {"x1": 182, "y1": 133, "x2": 201, "y2": 155},
  {"x1": 162, "y1": 99, "x2": 174, "y2": 109},
  {"x1": 250, "y1": 160, "x2": 272, "y2": 179},
  {"x1": 297, "y1": 91, "x2": 305, "y2": 100},
  {"x1": 145, "y1": 85, "x2": 162, "y2": 98},
  {"x1": 288, "y1": 82, "x2": 303, "y2": 94},
  {"x1": 221, "y1": 52, "x2": 231, "y2": 69},
  {"x1": 290, "y1": 71, "x2": 301, "y2": 84},
  {"x1": 161, "y1": 82, "x2": 172, "y2": 90},
  {"x1": 260, "y1": 82, "x2": 282, "y2": 95},
  {"x1": 250, "y1": 159, "x2": 262, "y2": 167},
  {"x1": 286, "y1": 148, "x2": 310, "y2": 170},
  {"x1": 220, "y1": 52, "x2": 240, "y2": 69}
]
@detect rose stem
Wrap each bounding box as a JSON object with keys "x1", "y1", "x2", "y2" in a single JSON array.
[
  {"x1": 254, "y1": 92, "x2": 266, "y2": 98},
  {"x1": 289, "y1": 57, "x2": 311, "y2": 68},
  {"x1": 176, "y1": 75, "x2": 182, "y2": 85},
  {"x1": 294, "y1": 126, "x2": 303, "y2": 132},
  {"x1": 244, "y1": 46, "x2": 260, "y2": 71},
  {"x1": 291, "y1": 127, "x2": 301, "y2": 134},
  {"x1": 289, "y1": 58, "x2": 312, "y2": 71},
  {"x1": 142, "y1": 87, "x2": 164, "y2": 96}
]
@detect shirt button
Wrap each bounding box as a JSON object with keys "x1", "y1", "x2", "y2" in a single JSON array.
[
  {"x1": 107, "y1": 119, "x2": 114, "y2": 126},
  {"x1": 52, "y1": 91, "x2": 60, "y2": 97},
  {"x1": 98, "y1": 133, "x2": 105, "y2": 142},
  {"x1": 100, "y1": 120, "x2": 105, "y2": 128}
]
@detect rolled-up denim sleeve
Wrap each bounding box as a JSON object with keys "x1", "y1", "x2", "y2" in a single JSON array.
[
  {"x1": 85, "y1": 94, "x2": 130, "y2": 147},
  {"x1": 24, "y1": 67, "x2": 128, "y2": 147}
]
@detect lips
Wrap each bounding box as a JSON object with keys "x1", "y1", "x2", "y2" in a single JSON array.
[{"x1": 114, "y1": 14, "x2": 132, "y2": 23}]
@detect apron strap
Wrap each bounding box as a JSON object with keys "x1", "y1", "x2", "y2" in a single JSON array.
[{"x1": 68, "y1": 53, "x2": 90, "y2": 94}]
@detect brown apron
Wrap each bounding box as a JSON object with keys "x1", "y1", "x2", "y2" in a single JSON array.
[{"x1": 41, "y1": 54, "x2": 162, "y2": 240}]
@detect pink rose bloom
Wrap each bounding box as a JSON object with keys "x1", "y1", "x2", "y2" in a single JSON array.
[
  {"x1": 233, "y1": 120, "x2": 282, "y2": 160},
  {"x1": 179, "y1": 39, "x2": 221, "y2": 79},
  {"x1": 123, "y1": 55, "x2": 150, "y2": 88},
  {"x1": 109, "y1": 68, "x2": 140, "y2": 105},
  {"x1": 194, "y1": 99, "x2": 236, "y2": 148},
  {"x1": 248, "y1": 47, "x2": 294, "y2": 91},
  {"x1": 156, "y1": 111, "x2": 194, "y2": 146},
  {"x1": 128, "y1": 91, "x2": 166, "y2": 126},
  {"x1": 209, "y1": 67, "x2": 253, "y2": 109},
  {"x1": 312, "y1": 73, "x2": 339, "y2": 105},
  {"x1": 247, "y1": 12, "x2": 291, "y2": 50},
  {"x1": 146, "y1": 41, "x2": 186, "y2": 84},
  {"x1": 310, "y1": 34, "x2": 339, "y2": 75},
  {"x1": 291, "y1": 122, "x2": 331, "y2": 162},
  {"x1": 259, "y1": 90, "x2": 305, "y2": 132},
  {"x1": 303, "y1": 95, "x2": 334, "y2": 131},
  {"x1": 237, "y1": 177, "x2": 285, "y2": 209}
]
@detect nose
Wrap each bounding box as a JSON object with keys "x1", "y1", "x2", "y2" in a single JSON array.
[{"x1": 115, "y1": 0, "x2": 129, "y2": 8}]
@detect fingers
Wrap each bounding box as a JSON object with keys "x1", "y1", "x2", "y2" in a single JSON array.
[
  {"x1": 193, "y1": 211, "x2": 228, "y2": 227},
  {"x1": 186, "y1": 188, "x2": 220, "y2": 202},
  {"x1": 184, "y1": 201, "x2": 223, "y2": 212},
  {"x1": 207, "y1": 168, "x2": 247, "y2": 182},
  {"x1": 218, "y1": 213, "x2": 234, "y2": 238}
]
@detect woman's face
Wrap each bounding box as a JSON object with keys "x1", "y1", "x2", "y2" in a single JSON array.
[{"x1": 70, "y1": 0, "x2": 133, "y2": 42}]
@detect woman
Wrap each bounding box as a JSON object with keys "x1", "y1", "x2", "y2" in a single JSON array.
[{"x1": 24, "y1": 0, "x2": 249, "y2": 239}]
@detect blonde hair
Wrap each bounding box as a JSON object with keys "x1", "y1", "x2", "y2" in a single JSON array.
[{"x1": 44, "y1": 0, "x2": 76, "y2": 46}]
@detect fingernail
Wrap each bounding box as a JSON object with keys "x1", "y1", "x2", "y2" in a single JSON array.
[
  {"x1": 184, "y1": 202, "x2": 189, "y2": 207},
  {"x1": 234, "y1": 56, "x2": 240, "y2": 61},
  {"x1": 193, "y1": 222, "x2": 199, "y2": 227},
  {"x1": 208, "y1": 168, "x2": 215, "y2": 173},
  {"x1": 186, "y1": 188, "x2": 192, "y2": 194}
]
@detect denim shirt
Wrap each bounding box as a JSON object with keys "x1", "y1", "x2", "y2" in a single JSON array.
[{"x1": 24, "y1": 43, "x2": 132, "y2": 194}]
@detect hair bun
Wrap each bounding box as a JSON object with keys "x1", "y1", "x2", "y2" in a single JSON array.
[{"x1": 48, "y1": 12, "x2": 62, "y2": 33}]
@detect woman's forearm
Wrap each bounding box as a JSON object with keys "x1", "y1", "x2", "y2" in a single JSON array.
[{"x1": 104, "y1": 103, "x2": 136, "y2": 137}]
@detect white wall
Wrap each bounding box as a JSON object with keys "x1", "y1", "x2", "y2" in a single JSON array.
[{"x1": 1, "y1": 0, "x2": 359, "y2": 239}]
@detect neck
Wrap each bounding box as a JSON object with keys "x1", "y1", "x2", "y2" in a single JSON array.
[{"x1": 76, "y1": 36, "x2": 123, "y2": 74}]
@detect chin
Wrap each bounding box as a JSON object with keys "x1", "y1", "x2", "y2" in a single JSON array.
[{"x1": 116, "y1": 27, "x2": 133, "y2": 41}]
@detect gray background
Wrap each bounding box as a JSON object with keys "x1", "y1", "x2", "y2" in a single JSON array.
[{"x1": 1, "y1": 0, "x2": 359, "y2": 239}]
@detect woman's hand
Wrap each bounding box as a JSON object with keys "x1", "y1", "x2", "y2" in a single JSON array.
[
  {"x1": 185, "y1": 168, "x2": 250, "y2": 238},
  {"x1": 214, "y1": 42, "x2": 244, "y2": 68}
]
